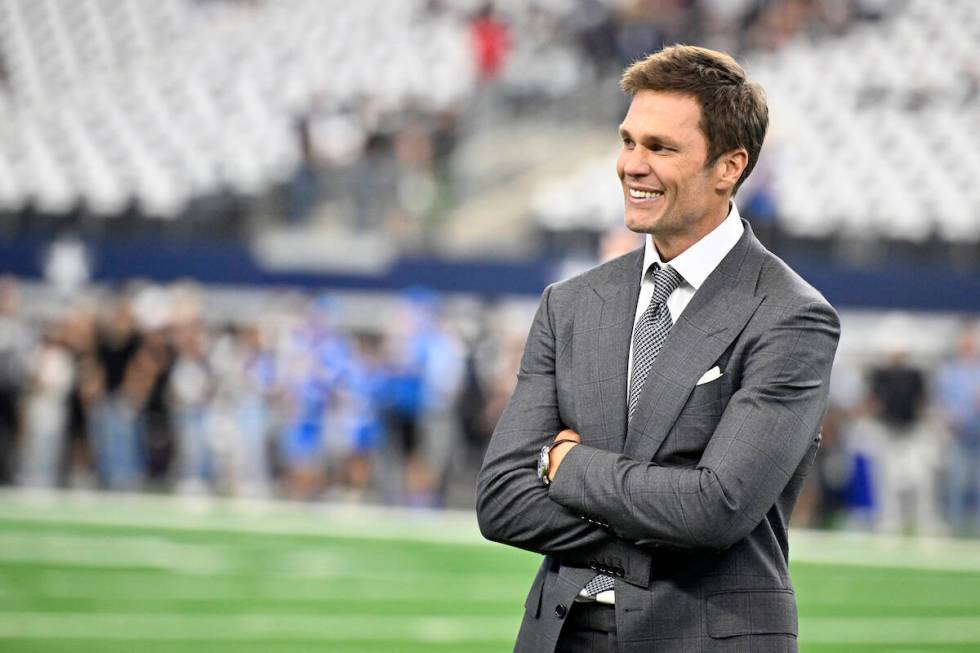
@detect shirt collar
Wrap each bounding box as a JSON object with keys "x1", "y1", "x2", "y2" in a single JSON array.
[{"x1": 641, "y1": 203, "x2": 745, "y2": 290}]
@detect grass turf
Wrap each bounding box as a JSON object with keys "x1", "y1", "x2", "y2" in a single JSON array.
[{"x1": 1, "y1": 492, "x2": 979, "y2": 652}]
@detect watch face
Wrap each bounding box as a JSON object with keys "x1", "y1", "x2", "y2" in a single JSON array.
[{"x1": 538, "y1": 445, "x2": 550, "y2": 484}]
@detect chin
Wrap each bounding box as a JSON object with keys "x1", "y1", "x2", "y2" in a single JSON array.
[{"x1": 624, "y1": 211, "x2": 661, "y2": 235}]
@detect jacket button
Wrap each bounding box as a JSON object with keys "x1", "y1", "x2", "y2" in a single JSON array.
[{"x1": 554, "y1": 604, "x2": 567, "y2": 619}]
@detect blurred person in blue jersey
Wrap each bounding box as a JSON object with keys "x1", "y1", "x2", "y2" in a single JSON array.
[
  {"x1": 825, "y1": 360, "x2": 878, "y2": 530},
  {"x1": 383, "y1": 287, "x2": 463, "y2": 507},
  {"x1": 335, "y1": 332, "x2": 387, "y2": 500},
  {"x1": 277, "y1": 295, "x2": 351, "y2": 501},
  {"x1": 937, "y1": 326, "x2": 980, "y2": 535}
]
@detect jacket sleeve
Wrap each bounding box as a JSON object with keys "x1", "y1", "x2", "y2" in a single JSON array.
[
  {"x1": 548, "y1": 299, "x2": 840, "y2": 550},
  {"x1": 475, "y1": 284, "x2": 652, "y2": 587}
]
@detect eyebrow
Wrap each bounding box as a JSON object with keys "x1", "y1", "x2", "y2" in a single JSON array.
[{"x1": 618, "y1": 126, "x2": 681, "y2": 149}]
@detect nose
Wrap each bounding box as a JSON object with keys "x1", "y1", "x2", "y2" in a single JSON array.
[{"x1": 620, "y1": 147, "x2": 652, "y2": 179}]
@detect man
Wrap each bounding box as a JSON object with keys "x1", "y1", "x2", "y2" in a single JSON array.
[
  {"x1": 476, "y1": 45, "x2": 840, "y2": 653},
  {"x1": 867, "y1": 346, "x2": 939, "y2": 533}
]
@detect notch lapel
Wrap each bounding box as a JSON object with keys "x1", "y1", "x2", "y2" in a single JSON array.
[{"x1": 623, "y1": 223, "x2": 768, "y2": 462}]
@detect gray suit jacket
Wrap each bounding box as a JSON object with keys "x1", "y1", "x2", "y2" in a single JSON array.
[{"x1": 476, "y1": 221, "x2": 840, "y2": 653}]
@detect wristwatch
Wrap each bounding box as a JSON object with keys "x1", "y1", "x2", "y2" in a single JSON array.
[{"x1": 537, "y1": 439, "x2": 578, "y2": 486}]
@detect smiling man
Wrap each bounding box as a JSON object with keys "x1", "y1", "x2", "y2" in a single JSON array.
[{"x1": 476, "y1": 45, "x2": 840, "y2": 653}]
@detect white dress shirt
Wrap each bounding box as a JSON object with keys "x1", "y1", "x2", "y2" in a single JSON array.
[{"x1": 626, "y1": 203, "x2": 745, "y2": 384}]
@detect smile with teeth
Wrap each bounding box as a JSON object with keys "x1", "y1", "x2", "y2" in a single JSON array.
[{"x1": 628, "y1": 188, "x2": 664, "y2": 200}]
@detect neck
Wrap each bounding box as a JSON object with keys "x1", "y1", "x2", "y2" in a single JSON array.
[{"x1": 652, "y1": 202, "x2": 730, "y2": 262}]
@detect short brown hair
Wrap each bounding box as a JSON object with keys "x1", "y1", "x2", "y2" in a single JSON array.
[{"x1": 621, "y1": 45, "x2": 768, "y2": 194}]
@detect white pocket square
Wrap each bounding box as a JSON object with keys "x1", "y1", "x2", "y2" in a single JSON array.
[{"x1": 696, "y1": 366, "x2": 723, "y2": 386}]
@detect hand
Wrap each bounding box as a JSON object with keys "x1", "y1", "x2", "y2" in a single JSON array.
[{"x1": 548, "y1": 429, "x2": 580, "y2": 481}]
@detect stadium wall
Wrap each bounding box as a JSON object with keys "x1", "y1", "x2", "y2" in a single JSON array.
[{"x1": 1, "y1": 236, "x2": 978, "y2": 313}]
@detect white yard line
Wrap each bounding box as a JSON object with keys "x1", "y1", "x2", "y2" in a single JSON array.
[
  {"x1": 0, "y1": 531, "x2": 232, "y2": 574},
  {"x1": 0, "y1": 612, "x2": 978, "y2": 644},
  {"x1": 802, "y1": 617, "x2": 980, "y2": 644},
  {"x1": 0, "y1": 580, "x2": 520, "y2": 602},
  {"x1": 2, "y1": 488, "x2": 980, "y2": 571},
  {"x1": 788, "y1": 529, "x2": 980, "y2": 572},
  {"x1": 0, "y1": 488, "x2": 485, "y2": 546},
  {"x1": 0, "y1": 613, "x2": 518, "y2": 642}
]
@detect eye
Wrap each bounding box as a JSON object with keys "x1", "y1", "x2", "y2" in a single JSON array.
[{"x1": 622, "y1": 137, "x2": 634, "y2": 149}]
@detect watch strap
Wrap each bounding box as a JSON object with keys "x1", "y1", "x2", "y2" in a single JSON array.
[{"x1": 541, "y1": 439, "x2": 579, "y2": 485}]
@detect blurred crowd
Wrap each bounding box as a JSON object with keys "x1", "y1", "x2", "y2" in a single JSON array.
[
  {"x1": 0, "y1": 276, "x2": 528, "y2": 508},
  {"x1": 800, "y1": 324, "x2": 980, "y2": 537},
  {"x1": 2, "y1": 274, "x2": 980, "y2": 536}
]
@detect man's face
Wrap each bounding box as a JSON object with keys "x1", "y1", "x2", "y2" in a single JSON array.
[{"x1": 616, "y1": 90, "x2": 726, "y2": 241}]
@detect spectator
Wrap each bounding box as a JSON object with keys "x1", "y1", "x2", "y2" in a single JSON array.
[
  {"x1": 868, "y1": 348, "x2": 942, "y2": 534},
  {"x1": 126, "y1": 325, "x2": 176, "y2": 488},
  {"x1": 797, "y1": 404, "x2": 852, "y2": 528},
  {"x1": 170, "y1": 319, "x2": 214, "y2": 494},
  {"x1": 383, "y1": 288, "x2": 463, "y2": 507},
  {"x1": 218, "y1": 324, "x2": 276, "y2": 498},
  {"x1": 18, "y1": 319, "x2": 74, "y2": 487},
  {"x1": 0, "y1": 278, "x2": 30, "y2": 485},
  {"x1": 470, "y1": 3, "x2": 509, "y2": 82},
  {"x1": 61, "y1": 303, "x2": 100, "y2": 488},
  {"x1": 936, "y1": 326, "x2": 980, "y2": 535},
  {"x1": 92, "y1": 296, "x2": 142, "y2": 490},
  {"x1": 336, "y1": 332, "x2": 387, "y2": 499},
  {"x1": 277, "y1": 296, "x2": 350, "y2": 500}
]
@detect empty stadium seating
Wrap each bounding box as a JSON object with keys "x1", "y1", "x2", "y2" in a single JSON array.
[
  {"x1": 0, "y1": 0, "x2": 476, "y2": 217},
  {"x1": 532, "y1": 0, "x2": 980, "y2": 244},
  {"x1": 2, "y1": 0, "x2": 977, "y2": 244}
]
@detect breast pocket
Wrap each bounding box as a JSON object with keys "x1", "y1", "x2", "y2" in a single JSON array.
[
  {"x1": 664, "y1": 378, "x2": 731, "y2": 463},
  {"x1": 682, "y1": 375, "x2": 730, "y2": 417},
  {"x1": 667, "y1": 412, "x2": 723, "y2": 462}
]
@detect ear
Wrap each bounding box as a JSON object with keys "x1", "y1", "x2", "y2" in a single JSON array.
[{"x1": 714, "y1": 148, "x2": 748, "y2": 194}]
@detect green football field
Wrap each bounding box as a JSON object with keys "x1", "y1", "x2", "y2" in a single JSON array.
[{"x1": 2, "y1": 490, "x2": 980, "y2": 653}]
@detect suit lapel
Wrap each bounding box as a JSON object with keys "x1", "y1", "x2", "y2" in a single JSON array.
[
  {"x1": 623, "y1": 223, "x2": 768, "y2": 462},
  {"x1": 586, "y1": 247, "x2": 644, "y2": 453}
]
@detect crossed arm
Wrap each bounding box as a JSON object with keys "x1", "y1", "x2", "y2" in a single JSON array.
[
  {"x1": 548, "y1": 299, "x2": 839, "y2": 550},
  {"x1": 475, "y1": 284, "x2": 840, "y2": 576},
  {"x1": 475, "y1": 285, "x2": 654, "y2": 586}
]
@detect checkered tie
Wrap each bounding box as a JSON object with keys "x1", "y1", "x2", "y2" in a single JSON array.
[
  {"x1": 581, "y1": 262, "x2": 683, "y2": 599},
  {"x1": 627, "y1": 263, "x2": 683, "y2": 422}
]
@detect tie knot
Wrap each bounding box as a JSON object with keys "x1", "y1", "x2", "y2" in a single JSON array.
[{"x1": 650, "y1": 264, "x2": 683, "y2": 305}]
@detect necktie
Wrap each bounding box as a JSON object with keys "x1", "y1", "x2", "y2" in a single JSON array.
[
  {"x1": 627, "y1": 263, "x2": 684, "y2": 422},
  {"x1": 581, "y1": 262, "x2": 683, "y2": 600}
]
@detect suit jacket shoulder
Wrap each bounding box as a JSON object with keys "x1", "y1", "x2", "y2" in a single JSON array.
[
  {"x1": 545, "y1": 247, "x2": 644, "y2": 311},
  {"x1": 755, "y1": 245, "x2": 836, "y2": 316}
]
